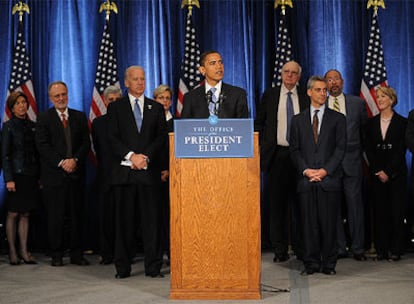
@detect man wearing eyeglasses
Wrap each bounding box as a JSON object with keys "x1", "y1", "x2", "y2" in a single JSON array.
[
  {"x1": 324, "y1": 69, "x2": 368, "y2": 261},
  {"x1": 255, "y1": 61, "x2": 309, "y2": 263}
]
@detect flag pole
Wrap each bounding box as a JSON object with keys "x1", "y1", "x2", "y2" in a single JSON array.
[
  {"x1": 181, "y1": 0, "x2": 200, "y2": 17},
  {"x1": 274, "y1": 0, "x2": 293, "y2": 16},
  {"x1": 99, "y1": 0, "x2": 118, "y2": 21},
  {"x1": 12, "y1": 1, "x2": 30, "y2": 23},
  {"x1": 364, "y1": 0, "x2": 386, "y2": 261},
  {"x1": 367, "y1": 0, "x2": 386, "y2": 16}
]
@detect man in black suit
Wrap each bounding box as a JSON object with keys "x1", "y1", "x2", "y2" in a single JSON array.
[
  {"x1": 181, "y1": 50, "x2": 248, "y2": 118},
  {"x1": 91, "y1": 85, "x2": 122, "y2": 265},
  {"x1": 290, "y1": 76, "x2": 346, "y2": 275},
  {"x1": 325, "y1": 69, "x2": 368, "y2": 261},
  {"x1": 35, "y1": 81, "x2": 90, "y2": 266},
  {"x1": 107, "y1": 66, "x2": 167, "y2": 279},
  {"x1": 254, "y1": 61, "x2": 309, "y2": 262}
]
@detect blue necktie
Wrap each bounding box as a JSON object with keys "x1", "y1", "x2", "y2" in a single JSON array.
[
  {"x1": 134, "y1": 98, "x2": 142, "y2": 132},
  {"x1": 209, "y1": 87, "x2": 217, "y2": 115},
  {"x1": 286, "y1": 91, "x2": 294, "y2": 142}
]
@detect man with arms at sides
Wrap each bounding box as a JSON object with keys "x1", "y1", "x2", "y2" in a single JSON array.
[
  {"x1": 181, "y1": 50, "x2": 248, "y2": 118},
  {"x1": 290, "y1": 76, "x2": 346, "y2": 275},
  {"x1": 107, "y1": 66, "x2": 167, "y2": 279},
  {"x1": 35, "y1": 81, "x2": 90, "y2": 267},
  {"x1": 91, "y1": 85, "x2": 122, "y2": 265},
  {"x1": 254, "y1": 60, "x2": 309, "y2": 262},
  {"x1": 324, "y1": 69, "x2": 368, "y2": 261}
]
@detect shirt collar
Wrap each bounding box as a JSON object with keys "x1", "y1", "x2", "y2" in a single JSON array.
[
  {"x1": 281, "y1": 84, "x2": 298, "y2": 96},
  {"x1": 205, "y1": 81, "x2": 222, "y2": 94},
  {"x1": 55, "y1": 107, "x2": 69, "y2": 118}
]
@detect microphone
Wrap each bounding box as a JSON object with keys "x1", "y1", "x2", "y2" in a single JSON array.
[
  {"x1": 217, "y1": 93, "x2": 226, "y2": 115},
  {"x1": 206, "y1": 90, "x2": 212, "y2": 106}
]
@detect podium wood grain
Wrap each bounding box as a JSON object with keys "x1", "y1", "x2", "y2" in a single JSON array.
[{"x1": 169, "y1": 133, "x2": 261, "y2": 300}]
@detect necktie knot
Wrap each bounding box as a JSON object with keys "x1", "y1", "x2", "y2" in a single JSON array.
[{"x1": 61, "y1": 113, "x2": 67, "y2": 128}]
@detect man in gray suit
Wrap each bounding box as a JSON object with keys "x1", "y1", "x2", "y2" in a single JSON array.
[{"x1": 324, "y1": 69, "x2": 368, "y2": 261}]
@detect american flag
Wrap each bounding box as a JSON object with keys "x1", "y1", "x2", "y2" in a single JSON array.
[
  {"x1": 360, "y1": 12, "x2": 388, "y2": 117},
  {"x1": 88, "y1": 20, "x2": 119, "y2": 125},
  {"x1": 4, "y1": 22, "x2": 37, "y2": 122},
  {"x1": 272, "y1": 15, "x2": 293, "y2": 87},
  {"x1": 176, "y1": 11, "x2": 202, "y2": 117}
]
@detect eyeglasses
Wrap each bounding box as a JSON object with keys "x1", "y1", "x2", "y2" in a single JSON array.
[{"x1": 326, "y1": 77, "x2": 342, "y2": 83}]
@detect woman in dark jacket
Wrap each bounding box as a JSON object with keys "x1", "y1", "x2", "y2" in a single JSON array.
[
  {"x1": 365, "y1": 86, "x2": 407, "y2": 261},
  {"x1": 2, "y1": 91, "x2": 39, "y2": 265}
]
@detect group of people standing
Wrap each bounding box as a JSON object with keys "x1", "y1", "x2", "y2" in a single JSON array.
[
  {"x1": 256, "y1": 61, "x2": 412, "y2": 276},
  {"x1": 1, "y1": 50, "x2": 412, "y2": 279}
]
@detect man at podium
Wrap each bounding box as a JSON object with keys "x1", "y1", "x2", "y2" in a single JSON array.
[{"x1": 181, "y1": 50, "x2": 248, "y2": 119}]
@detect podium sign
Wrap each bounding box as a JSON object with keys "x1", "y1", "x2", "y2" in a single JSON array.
[{"x1": 174, "y1": 118, "x2": 253, "y2": 158}]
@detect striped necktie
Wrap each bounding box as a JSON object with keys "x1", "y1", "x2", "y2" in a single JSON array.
[{"x1": 333, "y1": 97, "x2": 340, "y2": 113}]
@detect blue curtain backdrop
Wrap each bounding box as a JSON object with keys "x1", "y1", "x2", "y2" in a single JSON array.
[{"x1": 0, "y1": 0, "x2": 413, "y2": 207}]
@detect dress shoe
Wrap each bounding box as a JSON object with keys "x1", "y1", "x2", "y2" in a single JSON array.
[
  {"x1": 115, "y1": 273, "x2": 131, "y2": 279},
  {"x1": 353, "y1": 253, "x2": 367, "y2": 261},
  {"x1": 273, "y1": 253, "x2": 289, "y2": 263},
  {"x1": 145, "y1": 272, "x2": 165, "y2": 278},
  {"x1": 70, "y1": 257, "x2": 90, "y2": 266},
  {"x1": 376, "y1": 253, "x2": 389, "y2": 261},
  {"x1": 300, "y1": 268, "x2": 316, "y2": 276},
  {"x1": 99, "y1": 256, "x2": 113, "y2": 265},
  {"x1": 51, "y1": 258, "x2": 63, "y2": 267},
  {"x1": 389, "y1": 254, "x2": 401, "y2": 261},
  {"x1": 322, "y1": 268, "x2": 336, "y2": 275}
]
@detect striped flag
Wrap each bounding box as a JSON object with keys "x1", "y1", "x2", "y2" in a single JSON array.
[
  {"x1": 360, "y1": 12, "x2": 388, "y2": 117},
  {"x1": 272, "y1": 15, "x2": 293, "y2": 87},
  {"x1": 88, "y1": 20, "x2": 119, "y2": 126},
  {"x1": 4, "y1": 21, "x2": 37, "y2": 122},
  {"x1": 176, "y1": 11, "x2": 202, "y2": 117}
]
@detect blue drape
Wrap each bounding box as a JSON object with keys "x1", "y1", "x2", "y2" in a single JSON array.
[{"x1": 0, "y1": 0, "x2": 414, "y2": 206}]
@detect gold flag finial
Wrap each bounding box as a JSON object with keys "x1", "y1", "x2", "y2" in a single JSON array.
[
  {"x1": 12, "y1": 1, "x2": 30, "y2": 23},
  {"x1": 99, "y1": 0, "x2": 118, "y2": 21},
  {"x1": 367, "y1": 0, "x2": 385, "y2": 15},
  {"x1": 274, "y1": 0, "x2": 293, "y2": 16},
  {"x1": 181, "y1": 0, "x2": 200, "y2": 17}
]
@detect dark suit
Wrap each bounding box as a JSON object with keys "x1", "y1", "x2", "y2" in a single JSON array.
[
  {"x1": 405, "y1": 110, "x2": 414, "y2": 249},
  {"x1": 335, "y1": 94, "x2": 368, "y2": 255},
  {"x1": 254, "y1": 86, "x2": 309, "y2": 256},
  {"x1": 160, "y1": 116, "x2": 174, "y2": 257},
  {"x1": 107, "y1": 95, "x2": 167, "y2": 276},
  {"x1": 35, "y1": 108, "x2": 90, "y2": 260},
  {"x1": 290, "y1": 106, "x2": 346, "y2": 271},
  {"x1": 365, "y1": 112, "x2": 407, "y2": 257},
  {"x1": 92, "y1": 114, "x2": 115, "y2": 262},
  {"x1": 181, "y1": 83, "x2": 248, "y2": 118}
]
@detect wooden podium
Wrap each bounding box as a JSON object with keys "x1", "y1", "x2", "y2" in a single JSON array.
[{"x1": 169, "y1": 133, "x2": 261, "y2": 300}]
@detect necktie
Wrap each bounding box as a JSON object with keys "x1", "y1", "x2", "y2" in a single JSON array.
[
  {"x1": 333, "y1": 97, "x2": 340, "y2": 113},
  {"x1": 134, "y1": 99, "x2": 142, "y2": 132},
  {"x1": 209, "y1": 87, "x2": 217, "y2": 115},
  {"x1": 312, "y1": 109, "x2": 319, "y2": 144},
  {"x1": 286, "y1": 91, "x2": 294, "y2": 142},
  {"x1": 61, "y1": 113, "x2": 67, "y2": 128}
]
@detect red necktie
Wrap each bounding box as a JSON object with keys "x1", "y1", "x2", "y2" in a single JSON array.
[{"x1": 61, "y1": 113, "x2": 67, "y2": 128}]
